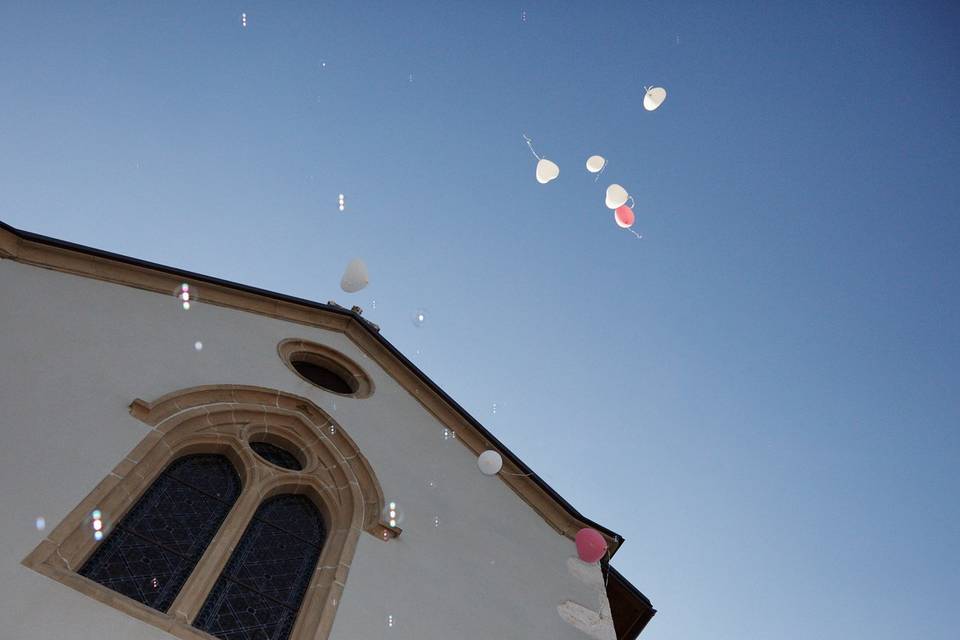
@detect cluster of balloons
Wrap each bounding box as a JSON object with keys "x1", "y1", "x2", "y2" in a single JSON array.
[
  {"x1": 602, "y1": 181, "x2": 640, "y2": 238},
  {"x1": 527, "y1": 86, "x2": 666, "y2": 239}
]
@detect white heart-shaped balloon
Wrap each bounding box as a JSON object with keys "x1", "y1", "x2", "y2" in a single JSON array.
[
  {"x1": 340, "y1": 258, "x2": 369, "y2": 293},
  {"x1": 585, "y1": 155, "x2": 606, "y2": 173},
  {"x1": 643, "y1": 86, "x2": 667, "y2": 111},
  {"x1": 536, "y1": 158, "x2": 560, "y2": 184},
  {"x1": 605, "y1": 184, "x2": 629, "y2": 210}
]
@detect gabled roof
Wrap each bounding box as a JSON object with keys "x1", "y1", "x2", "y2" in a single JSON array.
[{"x1": 0, "y1": 219, "x2": 655, "y2": 637}]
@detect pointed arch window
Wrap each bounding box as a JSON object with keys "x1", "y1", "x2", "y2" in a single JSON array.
[
  {"x1": 195, "y1": 495, "x2": 326, "y2": 640},
  {"x1": 23, "y1": 384, "x2": 394, "y2": 640},
  {"x1": 78, "y1": 454, "x2": 241, "y2": 612}
]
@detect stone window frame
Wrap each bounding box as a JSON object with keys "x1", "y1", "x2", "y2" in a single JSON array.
[
  {"x1": 22, "y1": 384, "x2": 397, "y2": 640},
  {"x1": 278, "y1": 339, "x2": 374, "y2": 399}
]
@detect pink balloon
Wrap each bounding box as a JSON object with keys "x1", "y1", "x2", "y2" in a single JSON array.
[
  {"x1": 575, "y1": 528, "x2": 608, "y2": 563},
  {"x1": 615, "y1": 205, "x2": 635, "y2": 228}
]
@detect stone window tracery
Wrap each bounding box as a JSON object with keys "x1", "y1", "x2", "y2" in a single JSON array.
[{"x1": 23, "y1": 385, "x2": 395, "y2": 640}]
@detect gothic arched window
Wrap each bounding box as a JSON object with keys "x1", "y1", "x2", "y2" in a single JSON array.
[
  {"x1": 194, "y1": 495, "x2": 326, "y2": 640},
  {"x1": 78, "y1": 454, "x2": 241, "y2": 612},
  {"x1": 23, "y1": 384, "x2": 394, "y2": 640}
]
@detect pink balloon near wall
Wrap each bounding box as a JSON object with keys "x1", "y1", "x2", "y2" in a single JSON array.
[
  {"x1": 575, "y1": 528, "x2": 608, "y2": 563},
  {"x1": 614, "y1": 205, "x2": 635, "y2": 229}
]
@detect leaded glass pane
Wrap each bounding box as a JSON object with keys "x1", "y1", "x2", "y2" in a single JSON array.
[
  {"x1": 250, "y1": 442, "x2": 303, "y2": 471},
  {"x1": 79, "y1": 454, "x2": 241, "y2": 613},
  {"x1": 194, "y1": 494, "x2": 326, "y2": 640}
]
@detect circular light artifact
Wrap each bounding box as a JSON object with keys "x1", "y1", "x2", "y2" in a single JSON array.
[
  {"x1": 411, "y1": 308, "x2": 427, "y2": 328},
  {"x1": 643, "y1": 86, "x2": 667, "y2": 112},
  {"x1": 382, "y1": 501, "x2": 404, "y2": 528}
]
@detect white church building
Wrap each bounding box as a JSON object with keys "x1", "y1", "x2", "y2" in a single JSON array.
[{"x1": 0, "y1": 220, "x2": 654, "y2": 640}]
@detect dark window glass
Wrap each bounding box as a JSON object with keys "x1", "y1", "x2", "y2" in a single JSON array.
[
  {"x1": 79, "y1": 454, "x2": 241, "y2": 612},
  {"x1": 290, "y1": 359, "x2": 354, "y2": 394},
  {"x1": 250, "y1": 442, "x2": 303, "y2": 471},
  {"x1": 194, "y1": 494, "x2": 326, "y2": 640}
]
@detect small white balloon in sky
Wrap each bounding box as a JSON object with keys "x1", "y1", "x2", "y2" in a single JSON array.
[
  {"x1": 35, "y1": 517, "x2": 46, "y2": 531},
  {"x1": 643, "y1": 86, "x2": 667, "y2": 111},
  {"x1": 523, "y1": 134, "x2": 559, "y2": 184},
  {"x1": 521, "y1": 9, "x2": 527, "y2": 22},
  {"x1": 586, "y1": 155, "x2": 606, "y2": 173},
  {"x1": 338, "y1": 193, "x2": 345, "y2": 211},
  {"x1": 194, "y1": 341, "x2": 203, "y2": 351},
  {"x1": 535, "y1": 158, "x2": 560, "y2": 184},
  {"x1": 605, "y1": 184, "x2": 629, "y2": 210},
  {"x1": 340, "y1": 258, "x2": 369, "y2": 293},
  {"x1": 241, "y1": 13, "x2": 247, "y2": 28},
  {"x1": 387, "y1": 615, "x2": 394, "y2": 628}
]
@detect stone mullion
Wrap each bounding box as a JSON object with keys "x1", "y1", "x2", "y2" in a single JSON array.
[{"x1": 168, "y1": 474, "x2": 267, "y2": 626}]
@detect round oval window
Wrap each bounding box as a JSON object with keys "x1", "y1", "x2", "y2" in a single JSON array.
[
  {"x1": 290, "y1": 357, "x2": 355, "y2": 395},
  {"x1": 277, "y1": 339, "x2": 374, "y2": 399}
]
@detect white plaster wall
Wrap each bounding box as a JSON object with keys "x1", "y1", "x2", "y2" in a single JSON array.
[{"x1": 0, "y1": 259, "x2": 611, "y2": 640}]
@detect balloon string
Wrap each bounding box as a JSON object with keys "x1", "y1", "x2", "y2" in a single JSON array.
[
  {"x1": 627, "y1": 229, "x2": 643, "y2": 240},
  {"x1": 522, "y1": 133, "x2": 541, "y2": 161},
  {"x1": 501, "y1": 470, "x2": 534, "y2": 477},
  {"x1": 594, "y1": 164, "x2": 605, "y2": 183}
]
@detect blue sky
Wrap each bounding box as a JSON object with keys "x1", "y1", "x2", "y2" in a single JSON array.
[{"x1": 2, "y1": 2, "x2": 958, "y2": 638}]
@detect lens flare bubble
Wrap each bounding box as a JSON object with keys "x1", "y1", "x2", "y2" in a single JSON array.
[
  {"x1": 411, "y1": 308, "x2": 426, "y2": 328},
  {"x1": 194, "y1": 341, "x2": 203, "y2": 351},
  {"x1": 35, "y1": 517, "x2": 46, "y2": 531},
  {"x1": 94, "y1": 530, "x2": 104, "y2": 541},
  {"x1": 381, "y1": 502, "x2": 404, "y2": 528},
  {"x1": 173, "y1": 284, "x2": 198, "y2": 310}
]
